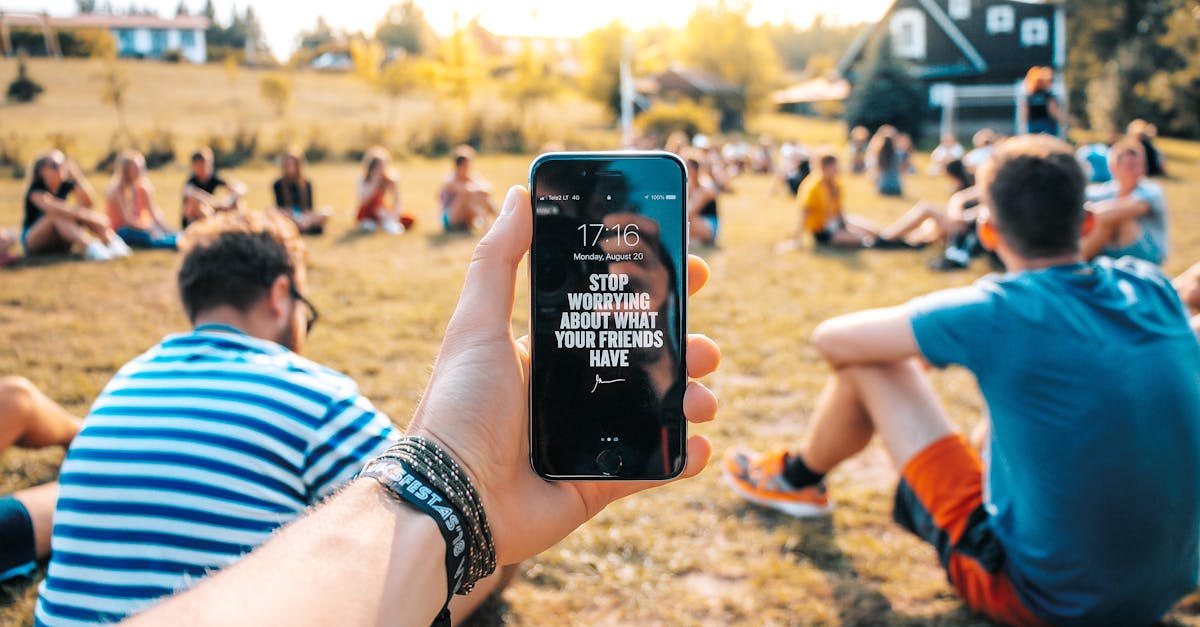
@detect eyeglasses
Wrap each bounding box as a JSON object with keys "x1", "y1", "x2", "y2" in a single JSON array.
[{"x1": 289, "y1": 283, "x2": 319, "y2": 334}]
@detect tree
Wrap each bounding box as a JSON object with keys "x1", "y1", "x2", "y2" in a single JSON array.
[
  {"x1": 259, "y1": 73, "x2": 292, "y2": 118},
  {"x1": 98, "y1": 57, "x2": 132, "y2": 141},
  {"x1": 375, "y1": 1, "x2": 436, "y2": 56},
  {"x1": 298, "y1": 17, "x2": 337, "y2": 51},
  {"x1": 766, "y1": 15, "x2": 866, "y2": 74},
  {"x1": 578, "y1": 20, "x2": 629, "y2": 119},
  {"x1": 1146, "y1": 2, "x2": 1200, "y2": 137},
  {"x1": 678, "y1": 1, "x2": 782, "y2": 122},
  {"x1": 433, "y1": 22, "x2": 484, "y2": 104},
  {"x1": 505, "y1": 45, "x2": 559, "y2": 107},
  {"x1": 76, "y1": 0, "x2": 97, "y2": 13},
  {"x1": 843, "y1": 32, "x2": 924, "y2": 139},
  {"x1": 1065, "y1": 0, "x2": 1183, "y2": 131},
  {"x1": 175, "y1": 1, "x2": 188, "y2": 17}
]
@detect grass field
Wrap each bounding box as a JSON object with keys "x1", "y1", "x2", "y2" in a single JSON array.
[{"x1": 4, "y1": 61, "x2": 1200, "y2": 627}]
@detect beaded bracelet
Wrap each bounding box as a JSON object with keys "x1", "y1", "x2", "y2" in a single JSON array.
[{"x1": 380, "y1": 437, "x2": 496, "y2": 590}]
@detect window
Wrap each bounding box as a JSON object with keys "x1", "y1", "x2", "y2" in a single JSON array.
[
  {"x1": 986, "y1": 5, "x2": 1015, "y2": 34},
  {"x1": 180, "y1": 29, "x2": 196, "y2": 48},
  {"x1": 115, "y1": 28, "x2": 135, "y2": 53},
  {"x1": 948, "y1": 0, "x2": 970, "y2": 20},
  {"x1": 890, "y1": 8, "x2": 926, "y2": 60},
  {"x1": 1020, "y1": 18, "x2": 1049, "y2": 47}
]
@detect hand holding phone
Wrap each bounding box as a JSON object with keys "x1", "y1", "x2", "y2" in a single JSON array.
[{"x1": 529, "y1": 152, "x2": 689, "y2": 480}]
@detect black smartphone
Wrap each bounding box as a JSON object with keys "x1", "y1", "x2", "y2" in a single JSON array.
[{"x1": 529, "y1": 151, "x2": 688, "y2": 481}]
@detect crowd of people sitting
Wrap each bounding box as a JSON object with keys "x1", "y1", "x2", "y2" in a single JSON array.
[
  {"x1": 0, "y1": 143, "x2": 500, "y2": 266},
  {"x1": 2, "y1": 113, "x2": 1198, "y2": 627}
]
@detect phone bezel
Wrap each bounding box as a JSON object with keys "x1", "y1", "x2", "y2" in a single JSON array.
[{"x1": 527, "y1": 151, "x2": 689, "y2": 482}]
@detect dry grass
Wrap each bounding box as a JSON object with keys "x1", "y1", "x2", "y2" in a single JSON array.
[
  {"x1": 0, "y1": 57, "x2": 614, "y2": 169},
  {"x1": 3, "y1": 81, "x2": 1200, "y2": 626}
]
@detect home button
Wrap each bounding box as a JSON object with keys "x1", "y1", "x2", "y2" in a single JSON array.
[{"x1": 595, "y1": 449, "x2": 623, "y2": 475}]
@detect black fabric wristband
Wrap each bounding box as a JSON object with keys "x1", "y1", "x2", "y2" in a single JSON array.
[{"x1": 359, "y1": 457, "x2": 468, "y2": 627}]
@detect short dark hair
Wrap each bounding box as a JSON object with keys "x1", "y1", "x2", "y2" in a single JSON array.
[
  {"x1": 978, "y1": 135, "x2": 1085, "y2": 259},
  {"x1": 453, "y1": 144, "x2": 475, "y2": 166},
  {"x1": 191, "y1": 147, "x2": 214, "y2": 164},
  {"x1": 177, "y1": 211, "x2": 306, "y2": 322},
  {"x1": 816, "y1": 152, "x2": 838, "y2": 169}
]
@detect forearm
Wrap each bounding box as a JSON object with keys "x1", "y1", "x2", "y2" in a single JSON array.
[
  {"x1": 1091, "y1": 197, "x2": 1149, "y2": 221},
  {"x1": 125, "y1": 480, "x2": 447, "y2": 627},
  {"x1": 811, "y1": 306, "x2": 921, "y2": 369}
]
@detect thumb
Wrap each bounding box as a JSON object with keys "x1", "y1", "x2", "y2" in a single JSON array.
[{"x1": 446, "y1": 186, "x2": 531, "y2": 340}]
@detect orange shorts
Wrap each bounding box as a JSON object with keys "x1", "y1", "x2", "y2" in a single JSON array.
[{"x1": 894, "y1": 434, "x2": 1049, "y2": 627}]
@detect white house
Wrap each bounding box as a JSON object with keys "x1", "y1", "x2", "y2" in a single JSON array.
[{"x1": 0, "y1": 13, "x2": 209, "y2": 63}]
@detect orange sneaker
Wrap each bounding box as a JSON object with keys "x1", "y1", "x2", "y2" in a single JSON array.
[{"x1": 723, "y1": 447, "x2": 833, "y2": 517}]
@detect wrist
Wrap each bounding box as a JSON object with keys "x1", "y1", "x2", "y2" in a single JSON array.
[
  {"x1": 359, "y1": 443, "x2": 496, "y2": 619},
  {"x1": 351, "y1": 480, "x2": 449, "y2": 620}
]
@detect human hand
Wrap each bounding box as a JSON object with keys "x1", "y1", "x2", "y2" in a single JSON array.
[{"x1": 406, "y1": 185, "x2": 720, "y2": 565}]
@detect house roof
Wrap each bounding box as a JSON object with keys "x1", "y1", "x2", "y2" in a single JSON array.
[
  {"x1": 0, "y1": 12, "x2": 210, "y2": 30},
  {"x1": 652, "y1": 65, "x2": 740, "y2": 96},
  {"x1": 773, "y1": 77, "x2": 851, "y2": 104},
  {"x1": 836, "y1": 0, "x2": 988, "y2": 77}
]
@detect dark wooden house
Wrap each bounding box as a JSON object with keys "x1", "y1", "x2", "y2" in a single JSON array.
[
  {"x1": 838, "y1": 0, "x2": 1065, "y2": 137},
  {"x1": 637, "y1": 65, "x2": 745, "y2": 132}
]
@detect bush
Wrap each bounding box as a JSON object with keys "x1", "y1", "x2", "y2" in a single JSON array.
[
  {"x1": 203, "y1": 127, "x2": 259, "y2": 169},
  {"x1": 6, "y1": 56, "x2": 44, "y2": 103},
  {"x1": 0, "y1": 133, "x2": 28, "y2": 179},
  {"x1": 163, "y1": 48, "x2": 184, "y2": 63},
  {"x1": 143, "y1": 127, "x2": 177, "y2": 168},
  {"x1": 304, "y1": 126, "x2": 332, "y2": 163},
  {"x1": 635, "y1": 100, "x2": 719, "y2": 139}
]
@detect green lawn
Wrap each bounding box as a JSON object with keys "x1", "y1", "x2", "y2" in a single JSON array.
[{"x1": 3, "y1": 121, "x2": 1200, "y2": 624}]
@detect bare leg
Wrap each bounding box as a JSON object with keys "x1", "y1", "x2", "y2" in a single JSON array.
[
  {"x1": 1080, "y1": 212, "x2": 1141, "y2": 260},
  {"x1": 80, "y1": 220, "x2": 122, "y2": 246},
  {"x1": 11, "y1": 482, "x2": 57, "y2": 560},
  {"x1": 445, "y1": 193, "x2": 475, "y2": 229},
  {"x1": 878, "y1": 203, "x2": 953, "y2": 243},
  {"x1": 797, "y1": 360, "x2": 957, "y2": 474},
  {"x1": 23, "y1": 217, "x2": 91, "y2": 253},
  {"x1": 843, "y1": 214, "x2": 880, "y2": 237},
  {"x1": 1174, "y1": 262, "x2": 1200, "y2": 313},
  {"x1": 828, "y1": 229, "x2": 871, "y2": 248},
  {"x1": 446, "y1": 563, "x2": 519, "y2": 620},
  {"x1": 0, "y1": 376, "x2": 82, "y2": 450},
  {"x1": 184, "y1": 197, "x2": 214, "y2": 226},
  {"x1": 691, "y1": 218, "x2": 715, "y2": 245}
]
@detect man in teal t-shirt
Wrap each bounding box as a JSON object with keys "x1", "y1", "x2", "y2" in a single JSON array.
[{"x1": 725, "y1": 135, "x2": 1200, "y2": 626}]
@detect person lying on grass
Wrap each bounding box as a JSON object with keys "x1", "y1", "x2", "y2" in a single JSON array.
[
  {"x1": 728, "y1": 135, "x2": 1200, "y2": 626},
  {"x1": 108, "y1": 187, "x2": 721, "y2": 627}
]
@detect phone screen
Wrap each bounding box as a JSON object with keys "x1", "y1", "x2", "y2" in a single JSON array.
[{"x1": 529, "y1": 153, "x2": 688, "y2": 480}]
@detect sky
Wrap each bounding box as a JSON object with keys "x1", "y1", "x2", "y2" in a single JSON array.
[{"x1": 2, "y1": 0, "x2": 893, "y2": 59}]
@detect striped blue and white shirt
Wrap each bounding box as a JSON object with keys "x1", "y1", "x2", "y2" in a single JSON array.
[{"x1": 35, "y1": 325, "x2": 398, "y2": 626}]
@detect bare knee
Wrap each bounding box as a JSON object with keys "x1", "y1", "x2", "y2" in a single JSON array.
[{"x1": 0, "y1": 376, "x2": 37, "y2": 422}]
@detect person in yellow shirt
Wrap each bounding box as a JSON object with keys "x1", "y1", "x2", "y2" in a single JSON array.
[{"x1": 795, "y1": 152, "x2": 879, "y2": 248}]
